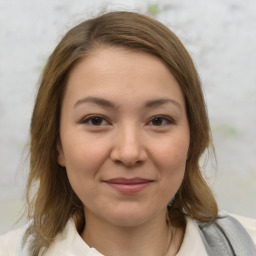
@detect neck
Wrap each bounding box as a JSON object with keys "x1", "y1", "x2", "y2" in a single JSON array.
[{"x1": 81, "y1": 210, "x2": 183, "y2": 256}]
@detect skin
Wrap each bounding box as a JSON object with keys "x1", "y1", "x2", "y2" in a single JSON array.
[{"x1": 58, "y1": 47, "x2": 190, "y2": 256}]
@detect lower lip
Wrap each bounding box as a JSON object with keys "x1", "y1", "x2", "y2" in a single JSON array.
[{"x1": 106, "y1": 182, "x2": 151, "y2": 194}]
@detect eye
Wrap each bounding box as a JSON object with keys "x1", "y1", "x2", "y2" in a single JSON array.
[
  {"x1": 148, "y1": 116, "x2": 174, "y2": 126},
  {"x1": 80, "y1": 115, "x2": 110, "y2": 126}
]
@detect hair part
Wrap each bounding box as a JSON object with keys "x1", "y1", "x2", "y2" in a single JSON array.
[{"x1": 25, "y1": 11, "x2": 218, "y2": 255}]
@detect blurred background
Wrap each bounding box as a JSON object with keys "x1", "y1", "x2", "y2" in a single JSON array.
[{"x1": 0, "y1": 0, "x2": 255, "y2": 235}]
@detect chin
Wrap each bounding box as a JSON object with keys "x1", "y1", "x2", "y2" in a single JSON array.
[{"x1": 102, "y1": 206, "x2": 163, "y2": 228}]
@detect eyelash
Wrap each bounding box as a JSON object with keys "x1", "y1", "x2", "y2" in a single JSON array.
[
  {"x1": 147, "y1": 115, "x2": 176, "y2": 127},
  {"x1": 80, "y1": 114, "x2": 111, "y2": 126},
  {"x1": 80, "y1": 114, "x2": 175, "y2": 127}
]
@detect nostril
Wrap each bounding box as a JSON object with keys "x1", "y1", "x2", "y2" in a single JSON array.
[
  {"x1": 110, "y1": 130, "x2": 147, "y2": 166},
  {"x1": 113, "y1": 158, "x2": 144, "y2": 167}
]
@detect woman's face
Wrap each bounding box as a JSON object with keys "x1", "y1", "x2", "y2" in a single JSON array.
[{"x1": 58, "y1": 47, "x2": 190, "y2": 227}]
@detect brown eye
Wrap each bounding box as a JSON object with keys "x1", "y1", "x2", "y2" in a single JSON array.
[
  {"x1": 90, "y1": 116, "x2": 104, "y2": 125},
  {"x1": 148, "y1": 116, "x2": 174, "y2": 126},
  {"x1": 152, "y1": 117, "x2": 164, "y2": 126},
  {"x1": 81, "y1": 115, "x2": 110, "y2": 126}
]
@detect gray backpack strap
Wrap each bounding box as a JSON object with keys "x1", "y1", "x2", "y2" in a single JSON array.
[{"x1": 196, "y1": 212, "x2": 256, "y2": 256}]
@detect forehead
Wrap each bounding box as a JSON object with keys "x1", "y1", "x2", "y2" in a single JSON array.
[
  {"x1": 63, "y1": 46, "x2": 185, "y2": 108},
  {"x1": 69, "y1": 46, "x2": 169, "y2": 78}
]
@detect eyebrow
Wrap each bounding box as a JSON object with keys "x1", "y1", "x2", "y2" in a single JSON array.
[
  {"x1": 74, "y1": 96, "x2": 118, "y2": 109},
  {"x1": 144, "y1": 98, "x2": 182, "y2": 111},
  {"x1": 74, "y1": 96, "x2": 182, "y2": 111}
]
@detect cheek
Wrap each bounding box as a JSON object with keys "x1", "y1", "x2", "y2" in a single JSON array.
[
  {"x1": 62, "y1": 140, "x2": 110, "y2": 206},
  {"x1": 61, "y1": 135, "x2": 111, "y2": 187},
  {"x1": 154, "y1": 135, "x2": 189, "y2": 169},
  {"x1": 63, "y1": 133, "x2": 109, "y2": 166},
  {"x1": 152, "y1": 134, "x2": 189, "y2": 192}
]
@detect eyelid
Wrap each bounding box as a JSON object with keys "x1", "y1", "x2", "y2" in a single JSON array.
[
  {"x1": 147, "y1": 115, "x2": 176, "y2": 126},
  {"x1": 79, "y1": 114, "x2": 111, "y2": 126}
]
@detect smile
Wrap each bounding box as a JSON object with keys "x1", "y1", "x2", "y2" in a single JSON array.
[{"x1": 103, "y1": 178, "x2": 153, "y2": 194}]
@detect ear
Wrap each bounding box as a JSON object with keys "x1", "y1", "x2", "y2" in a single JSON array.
[{"x1": 57, "y1": 142, "x2": 66, "y2": 167}]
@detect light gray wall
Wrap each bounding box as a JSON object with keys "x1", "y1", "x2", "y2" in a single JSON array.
[{"x1": 0, "y1": 0, "x2": 255, "y2": 235}]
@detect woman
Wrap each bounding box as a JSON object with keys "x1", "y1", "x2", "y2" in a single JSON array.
[{"x1": 0, "y1": 11, "x2": 255, "y2": 256}]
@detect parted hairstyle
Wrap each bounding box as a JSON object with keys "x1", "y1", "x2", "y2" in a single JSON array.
[{"x1": 25, "y1": 11, "x2": 218, "y2": 255}]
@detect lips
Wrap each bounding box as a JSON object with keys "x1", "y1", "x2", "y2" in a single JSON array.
[{"x1": 103, "y1": 178, "x2": 153, "y2": 194}]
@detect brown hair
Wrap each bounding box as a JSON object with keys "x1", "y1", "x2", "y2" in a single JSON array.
[{"x1": 25, "y1": 11, "x2": 218, "y2": 255}]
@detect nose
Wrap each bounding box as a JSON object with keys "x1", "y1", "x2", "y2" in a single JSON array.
[{"x1": 110, "y1": 125, "x2": 147, "y2": 167}]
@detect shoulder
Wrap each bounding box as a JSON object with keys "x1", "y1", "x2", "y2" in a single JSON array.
[
  {"x1": 177, "y1": 216, "x2": 208, "y2": 256},
  {"x1": 0, "y1": 219, "x2": 101, "y2": 256},
  {"x1": 230, "y1": 212, "x2": 256, "y2": 244},
  {"x1": 196, "y1": 211, "x2": 256, "y2": 255},
  {"x1": 0, "y1": 228, "x2": 21, "y2": 256},
  {"x1": 44, "y1": 218, "x2": 98, "y2": 255},
  {"x1": 0, "y1": 221, "x2": 33, "y2": 256}
]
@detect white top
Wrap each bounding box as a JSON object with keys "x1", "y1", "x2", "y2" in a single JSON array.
[{"x1": 0, "y1": 214, "x2": 255, "y2": 256}]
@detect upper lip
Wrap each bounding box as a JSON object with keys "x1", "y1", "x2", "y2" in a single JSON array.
[{"x1": 103, "y1": 178, "x2": 153, "y2": 184}]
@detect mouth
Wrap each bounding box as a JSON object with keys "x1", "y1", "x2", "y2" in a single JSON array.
[{"x1": 103, "y1": 178, "x2": 153, "y2": 194}]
